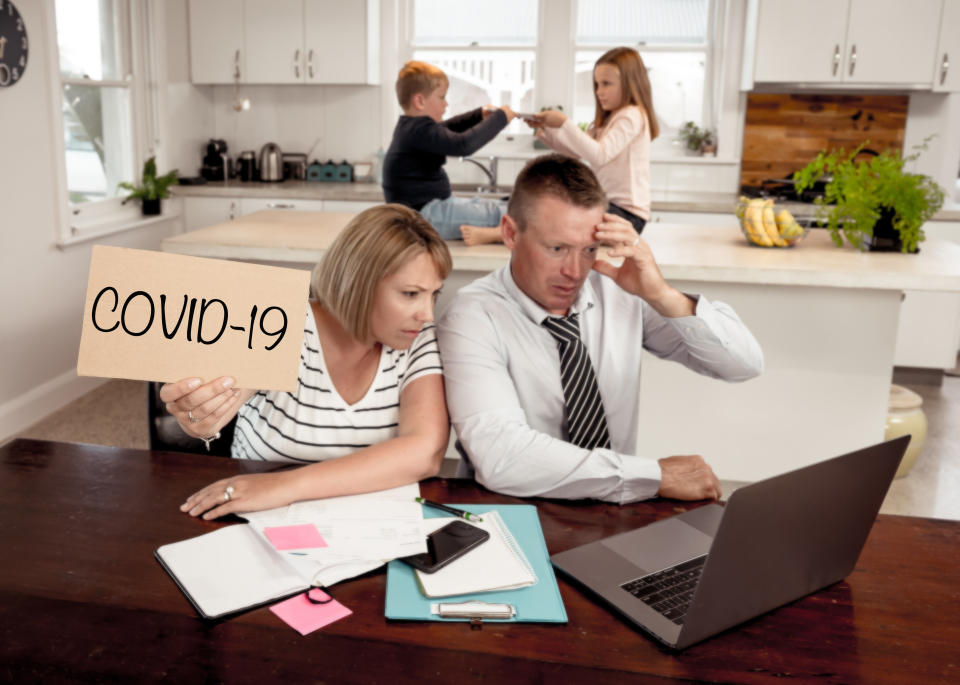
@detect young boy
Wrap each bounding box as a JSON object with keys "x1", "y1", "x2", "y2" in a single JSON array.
[{"x1": 382, "y1": 61, "x2": 515, "y2": 243}]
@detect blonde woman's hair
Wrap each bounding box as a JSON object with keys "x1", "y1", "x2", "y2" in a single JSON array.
[
  {"x1": 311, "y1": 204, "x2": 452, "y2": 343},
  {"x1": 593, "y1": 47, "x2": 659, "y2": 140},
  {"x1": 395, "y1": 60, "x2": 449, "y2": 109}
]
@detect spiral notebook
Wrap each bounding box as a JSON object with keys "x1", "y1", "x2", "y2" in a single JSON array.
[
  {"x1": 385, "y1": 504, "x2": 567, "y2": 623},
  {"x1": 414, "y1": 511, "x2": 536, "y2": 597}
]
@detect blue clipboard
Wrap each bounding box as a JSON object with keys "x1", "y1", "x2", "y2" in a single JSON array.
[{"x1": 385, "y1": 504, "x2": 567, "y2": 623}]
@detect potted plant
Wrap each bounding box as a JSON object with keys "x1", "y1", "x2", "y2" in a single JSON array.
[
  {"x1": 793, "y1": 140, "x2": 945, "y2": 253},
  {"x1": 118, "y1": 156, "x2": 178, "y2": 216},
  {"x1": 677, "y1": 121, "x2": 714, "y2": 156}
]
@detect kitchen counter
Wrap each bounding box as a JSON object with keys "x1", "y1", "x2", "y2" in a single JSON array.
[
  {"x1": 172, "y1": 181, "x2": 960, "y2": 220},
  {"x1": 162, "y1": 210, "x2": 960, "y2": 481}
]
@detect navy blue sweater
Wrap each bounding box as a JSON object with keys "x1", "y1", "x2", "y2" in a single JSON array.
[{"x1": 382, "y1": 108, "x2": 508, "y2": 210}]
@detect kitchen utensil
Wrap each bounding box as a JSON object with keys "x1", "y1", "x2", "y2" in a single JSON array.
[
  {"x1": 259, "y1": 143, "x2": 283, "y2": 182},
  {"x1": 201, "y1": 139, "x2": 229, "y2": 181}
]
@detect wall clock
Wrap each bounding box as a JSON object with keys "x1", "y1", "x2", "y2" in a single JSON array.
[{"x1": 0, "y1": 0, "x2": 28, "y2": 87}]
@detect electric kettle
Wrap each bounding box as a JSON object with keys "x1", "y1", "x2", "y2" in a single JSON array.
[{"x1": 259, "y1": 142, "x2": 283, "y2": 182}]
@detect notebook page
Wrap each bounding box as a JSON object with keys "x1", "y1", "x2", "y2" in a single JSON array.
[
  {"x1": 415, "y1": 511, "x2": 538, "y2": 598},
  {"x1": 157, "y1": 524, "x2": 308, "y2": 618}
]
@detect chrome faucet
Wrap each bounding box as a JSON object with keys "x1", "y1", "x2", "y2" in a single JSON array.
[{"x1": 461, "y1": 156, "x2": 498, "y2": 191}]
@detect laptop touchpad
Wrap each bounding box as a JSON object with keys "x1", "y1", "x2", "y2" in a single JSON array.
[{"x1": 601, "y1": 518, "x2": 713, "y2": 575}]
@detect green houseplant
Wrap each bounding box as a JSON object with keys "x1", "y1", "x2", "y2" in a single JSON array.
[
  {"x1": 677, "y1": 121, "x2": 714, "y2": 155},
  {"x1": 118, "y1": 156, "x2": 178, "y2": 216},
  {"x1": 793, "y1": 140, "x2": 945, "y2": 253}
]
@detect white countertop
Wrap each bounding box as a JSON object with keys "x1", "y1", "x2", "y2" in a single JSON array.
[
  {"x1": 172, "y1": 181, "x2": 960, "y2": 220},
  {"x1": 161, "y1": 210, "x2": 960, "y2": 292}
]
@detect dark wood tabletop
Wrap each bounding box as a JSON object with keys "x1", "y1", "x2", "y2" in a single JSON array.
[{"x1": 2, "y1": 438, "x2": 958, "y2": 684}]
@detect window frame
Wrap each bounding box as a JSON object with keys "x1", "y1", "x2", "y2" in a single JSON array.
[
  {"x1": 573, "y1": 0, "x2": 719, "y2": 154},
  {"x1": 44, "y1": 0, "x2": 165, "y2": 247}
]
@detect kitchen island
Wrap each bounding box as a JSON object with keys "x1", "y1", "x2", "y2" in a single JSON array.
[{"x1": 162, "y1": 211, "x2": 960, "y2": 482}]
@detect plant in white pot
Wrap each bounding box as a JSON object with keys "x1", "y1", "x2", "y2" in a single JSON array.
[{"x1": 118, "y1": 156, "x2": 178, "y2": 216}]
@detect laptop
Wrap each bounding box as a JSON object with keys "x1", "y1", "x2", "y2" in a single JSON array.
[{"x1": 551, "y1": 436, "x2": 908, "y2": 650}]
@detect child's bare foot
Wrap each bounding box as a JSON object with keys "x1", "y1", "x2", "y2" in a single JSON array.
[{"x1": 461, "y1": 225, "x2": 503, "y2": 246}]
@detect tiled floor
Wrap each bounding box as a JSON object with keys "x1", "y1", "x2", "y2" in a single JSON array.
[{"x1": 11, "y1": 369, "x2": 960, "y2": 521}]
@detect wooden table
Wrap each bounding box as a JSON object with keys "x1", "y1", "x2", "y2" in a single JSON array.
[{"x1": 4, "y1": 438, "x2": 957, "y2": 683}]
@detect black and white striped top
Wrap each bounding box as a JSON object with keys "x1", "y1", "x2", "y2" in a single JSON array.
[{"x1": 231, "y1": 311, "x2": 442, "y2": 463}]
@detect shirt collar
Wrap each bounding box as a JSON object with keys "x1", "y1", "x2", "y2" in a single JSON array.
[{"x1": 501, "y1": 257, "x2": 596, "y2": 324}]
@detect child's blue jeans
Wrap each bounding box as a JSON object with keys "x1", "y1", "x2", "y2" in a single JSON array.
[{"x1": 420, "y1": 196, "x2": 507, "y2": 240}]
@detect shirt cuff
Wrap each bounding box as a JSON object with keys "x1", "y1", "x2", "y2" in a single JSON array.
[{"x1": 616, "y1": 453, "x2": 662, "y2": 503}]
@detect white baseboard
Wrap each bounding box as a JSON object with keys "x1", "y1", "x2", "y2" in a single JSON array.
[{"x1": 0, "y1": 372, "x2": 107, "y2": 443}]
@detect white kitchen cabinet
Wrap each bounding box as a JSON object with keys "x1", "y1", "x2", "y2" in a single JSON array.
[
  {"x1": 183, "y1": 197, "x2": 240, "y2": 230},
  {"x1": 304, "y1": 0, "x2": 380, "y2": 84},
  {"x1": 243, "y1": 0, "x2": 304, "y2": 84},
  {"x1": 749, "y1": 0, "x2": 943, "y2": 87},
  {"x1": 933, "y1": 0, "x2": 960, "y2": 91},
  {"x1": 188, "y1": 0, "x2": 245, "y2": 84},
  {"x1": 239, "y1": 198, "x2": 327, "y2": 214},
  {"x1": 189, "y1": 0, "x2": 379, "y2": 85},
  {"x1": 323, "y1": 200, "x2": 380, "y2": 212}
]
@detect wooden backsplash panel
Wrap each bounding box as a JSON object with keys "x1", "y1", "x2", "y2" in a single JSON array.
[{"x1": 740, "y1": 93, "x2": 908, "y2": 187}]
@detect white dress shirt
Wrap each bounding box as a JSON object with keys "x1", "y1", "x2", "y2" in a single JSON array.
[{"x1": 436, "y1": 263, "x2": 763, "y2": 504}]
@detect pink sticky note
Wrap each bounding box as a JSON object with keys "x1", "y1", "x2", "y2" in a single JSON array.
[
  {"x1": 263, "y1": 524, "x2": 328, "y2": 550},
  {"x1": 271, "y1": 590, "x2": 352, "y2": 636}
]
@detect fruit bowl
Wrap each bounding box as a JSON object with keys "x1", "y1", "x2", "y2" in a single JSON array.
[{"x1": 736, "y1": 198, "x2": 808, "y2": 248}]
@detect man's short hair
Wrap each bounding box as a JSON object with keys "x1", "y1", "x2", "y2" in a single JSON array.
[
  {"x1": 395, "y1": 61, "x2": 448, "y2": 109},
  {"x1": 506, "y1": 154, "x2": 608, "y2": 231},
  {"x1": 311, "y1": 204, "x2": 452, "y2": 342}
]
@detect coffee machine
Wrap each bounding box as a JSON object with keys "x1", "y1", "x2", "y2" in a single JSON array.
[{"x1": 200, "y1": 139, "x2": 232, "y2": 181}]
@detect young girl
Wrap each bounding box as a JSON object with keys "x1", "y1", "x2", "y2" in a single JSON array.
[
  {"x1": 532, "y1": 46, "x2": 659, "y2": 234},
  {"x1": 161, "y1": 204, "x2": 452, "y2": 519}
]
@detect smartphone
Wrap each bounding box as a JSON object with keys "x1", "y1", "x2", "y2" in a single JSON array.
[{"x1": 399, "y1": 520, "x2": 490, "y2": 574}]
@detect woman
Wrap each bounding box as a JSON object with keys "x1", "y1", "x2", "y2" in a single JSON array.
[{"x1": 161, "y1": 204, "x2": 452, "y2": 519}]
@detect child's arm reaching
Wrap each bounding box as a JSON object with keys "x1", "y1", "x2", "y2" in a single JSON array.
[{"x1": 415, "y1": 108, "x2": 512, "y2": 157}]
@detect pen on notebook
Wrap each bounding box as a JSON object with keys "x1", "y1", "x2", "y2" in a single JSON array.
[{"x1": 415, "y1": 497, "x2": 484, "y2": 523}]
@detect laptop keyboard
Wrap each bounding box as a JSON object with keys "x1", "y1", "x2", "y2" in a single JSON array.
[{"x1": 620, "y1": 555, "x2": 707, "y2": 625}]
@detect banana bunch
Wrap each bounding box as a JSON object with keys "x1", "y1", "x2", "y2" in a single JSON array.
[{"x1": 736, "y1": 197, "x2": 805, "y2": 247}]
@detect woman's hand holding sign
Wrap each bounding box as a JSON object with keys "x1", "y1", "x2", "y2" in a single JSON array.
[{"x1": 160, "y1": 376, "x2": 254, "y2": 441}]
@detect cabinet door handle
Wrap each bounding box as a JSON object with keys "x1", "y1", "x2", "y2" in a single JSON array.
[
  {"x1": 832, "y1": 44, "x2": 840, "y2": 76},
  {"x1": 849, "y1": 44, "x2": 857, "y2": 76},
  {"x1": 294, "y1": 49, "x2": 300, "y2": 79},
  {"x1": 229, "y1": 201, "x2": 237, "y2": 220},
  {"x1": 308, "y1": 49, "x2": 314, "y2": 79},
  {"x1": 234, "y1": 49, "x2": 241, "y2": 80},
  {"x1": 942, "y1": 53, "x2": 950, "y2": 86},
  {"x1": 267, "y1": 202, "x2": 295, "y2": 209}
]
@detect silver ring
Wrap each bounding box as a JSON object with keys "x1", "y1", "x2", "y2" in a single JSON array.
[
  {"x1": 223, "y1": 485, "x2": 235, "y2": 502},
  {"x1": 188, "y1": 410, "x2": 200, "y2": 423},
  {"x1": 632, "y1": 237, "x2": 640, "y2": 246}
]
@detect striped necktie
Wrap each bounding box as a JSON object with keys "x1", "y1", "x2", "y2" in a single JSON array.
[{"x1": 542, "y1": 313, "x2": 611, "y2": 450}]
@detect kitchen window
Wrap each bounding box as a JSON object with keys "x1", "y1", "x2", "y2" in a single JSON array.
[
  {"x1": 574, "y1": 0, "x2": 718, "y2": 157},
  {"x1": 408, "y1": 0, "x2": 538, "y2": 135},
  {"x1": 49, "y1": 0, "x2": 159, "y2": 244}
]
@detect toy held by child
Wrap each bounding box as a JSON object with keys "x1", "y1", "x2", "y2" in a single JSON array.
[
  {"x1": 531, "y1": 47, "x2": 658, "y2": 234},
  {"x1": 382, "y1": 61, "x2": 515, "y2": 244}
]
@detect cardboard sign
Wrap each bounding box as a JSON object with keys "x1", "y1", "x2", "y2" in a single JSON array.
[{"x1": 77, "y1": 246, "x2": 310, "y2": 392}]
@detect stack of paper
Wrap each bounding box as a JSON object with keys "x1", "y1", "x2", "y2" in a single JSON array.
[
  {"x1": 414, "y1": 512, "x2": 537, "y2": 598},
  {"x1": 241, "y1": 482, "x2": 426, "y2": 587}
]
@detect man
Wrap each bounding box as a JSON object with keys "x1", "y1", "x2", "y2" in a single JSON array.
[{"x1": 436, "y1": 154, "x2": 763, "y2": 503}]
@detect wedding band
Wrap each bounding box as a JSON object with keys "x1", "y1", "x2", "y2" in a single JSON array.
[
  {"x1": 188, "y1": 410, "x2": 200, "y2": 423},
  {"x1": 223, "y1": 485, "x2": 235, "y2": 502}
]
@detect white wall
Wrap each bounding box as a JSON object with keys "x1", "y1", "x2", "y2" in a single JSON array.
[{"x1": 0, "y1": 1, "x2": 180, "y2": 441}]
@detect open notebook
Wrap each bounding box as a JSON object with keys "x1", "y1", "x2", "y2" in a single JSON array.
[{"x1": 415, "y1": 511, "x2": 536, "y2": 598}]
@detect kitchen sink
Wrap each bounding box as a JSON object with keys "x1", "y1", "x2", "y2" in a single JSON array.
[{"x1": 449, "y1": 183, "x2": 511, "y2": 199}]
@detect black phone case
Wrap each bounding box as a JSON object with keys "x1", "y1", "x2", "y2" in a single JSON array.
[{"x1": 399, "y1": 520, "x2": 490, "y2": 574}]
